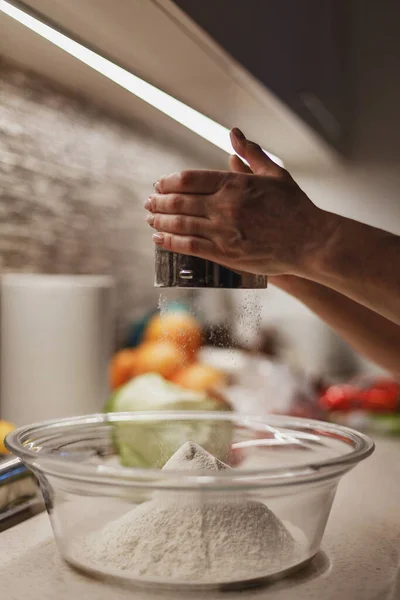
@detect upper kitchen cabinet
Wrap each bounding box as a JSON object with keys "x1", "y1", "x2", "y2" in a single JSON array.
[
  {"x1": 2, "y1": 0, "x2": 342, "y2": 171},
  {"x1": 174, "y1": 0, "x2": 349, "y2": 153}
]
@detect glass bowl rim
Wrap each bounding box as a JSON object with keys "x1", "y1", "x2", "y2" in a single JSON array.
[{"x1": 5, "y1": 411, "x2": 375, "y2": 489}]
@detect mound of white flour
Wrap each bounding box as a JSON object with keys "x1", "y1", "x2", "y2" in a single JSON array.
[{"x1": 79, "y1": 442, "x2": 296, "y2": 583}]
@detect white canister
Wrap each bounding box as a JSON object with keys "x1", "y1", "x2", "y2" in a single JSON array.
[{"x1": 0, "y1": 274, "x2": 115, "y2": 425}]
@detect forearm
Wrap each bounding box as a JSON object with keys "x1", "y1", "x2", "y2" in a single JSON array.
[
  {"x1": 272, "y1": 276, "x2": 400, "y2": 378},
  {"x1": 300, "y1": 213, "x2": 400, "y2": 325}
]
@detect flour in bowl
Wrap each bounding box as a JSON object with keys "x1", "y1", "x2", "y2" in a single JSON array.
[
  {"x1": 77, "y1": 442, "x2": 297, "y2": 584},
  {"x1": 162, "y1": 440, "x2": 229, "y2": 472}
]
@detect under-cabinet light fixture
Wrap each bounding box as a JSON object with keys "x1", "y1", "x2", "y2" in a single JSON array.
[{"x1": 1, "y1": 0, "x2": 283, "y2": 166}]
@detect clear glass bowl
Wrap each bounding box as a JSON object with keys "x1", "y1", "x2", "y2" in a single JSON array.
[{"x1": 6, "y1": 412, "x2": 374, "y2": 590}]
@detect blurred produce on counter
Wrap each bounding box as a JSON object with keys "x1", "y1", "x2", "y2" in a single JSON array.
[
  {"x1": 110, "y1": 349, "x2": 138, "y2": 390},
  {"x1": 216, "y1": 351, "x2": 323, "y2": 420},
  {"x1": 0, "y1": 420, "x2": 16, "y2": 454},
  {"x1": 171, "y1": 363, "x2": 228, "y2": 392},
  {"x1": 105, "y1": 373, "x2": 232, "y2": 467},
  {"x1": 110, "y1": 303, "x2": 219, "y2": 393},
  {"x1": 107, "y1": 303, "x2": 400, "y2": 437},
  {"x1": 105, "y1": 373, "x2": 230, "y2": 414},
  {"x1": 107, "y1": 302, "x2": 321, "y2": 421},
  {"x1": 319, "y1": 377, "x2": 400, "y2": 434},
  {"x1": 144, "y1": 311, "x2": 202, "y2": 360},
  {"x1": 124, "y1": 301, "x2": 193, "y2": 349}
]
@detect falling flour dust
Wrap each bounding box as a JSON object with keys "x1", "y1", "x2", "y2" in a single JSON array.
[
  {"x1": 158, "y1": 289, "x2": 263, "y2": 374},
  {"x1": 234, "y1": 290, "x2": 263, "y2": 348},
  {"x1": 75, "y1": 442, "x2": 300, "y2": 585}
]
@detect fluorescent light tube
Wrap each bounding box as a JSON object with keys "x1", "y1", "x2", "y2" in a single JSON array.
[{"x1": 1, "y1": 0, "x2": 283, "y2": 166}]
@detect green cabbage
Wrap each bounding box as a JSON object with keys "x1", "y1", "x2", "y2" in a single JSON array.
[{"x1": 105, "y1": 374, "x2": 232, "y2": 467}]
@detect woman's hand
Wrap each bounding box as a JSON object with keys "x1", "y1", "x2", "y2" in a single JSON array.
[{"x1": 145, "y1": 128, "x2": 333, "y2": 276}]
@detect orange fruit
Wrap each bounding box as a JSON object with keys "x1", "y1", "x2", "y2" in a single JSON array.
[
  {"x1": 172, "y1": 363, "x2": 227, "y2": 392},
  {"x1": 132, "y1": 340, "x2": 188, "y2": 380},
  {"x1": 0, "y1": 420, "x2": 16, "y2": 454},
  {"x1": 144, "y1": 312, "x2": 202, "y2": 362},
  {"x1": 109, "y1": 349, "x2": 137, "y2": 390}
]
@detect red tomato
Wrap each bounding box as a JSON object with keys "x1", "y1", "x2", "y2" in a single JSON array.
[
  {"x1": 319, "y1": 385, "x2": 360, "y2": 412},
  {"x1": 361, "y1": 387, "x2": 398, "y2": 412},
  {"x1": 321, "y1": 379, "x2": 399, "y2": 414}
]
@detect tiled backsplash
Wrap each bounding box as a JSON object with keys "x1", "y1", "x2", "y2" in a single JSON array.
[{"x1": 0, "y1": 59, "x2": 210, "y2": 344}]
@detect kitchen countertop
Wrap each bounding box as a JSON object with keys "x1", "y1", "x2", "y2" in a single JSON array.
[{"x1": 1, "y1": 437, "x2": 399, "y2": 600}]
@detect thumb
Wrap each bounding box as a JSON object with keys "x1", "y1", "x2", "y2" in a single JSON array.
[{"x1": 230, "y1": 128, "x2": 282, "y2": 177}]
